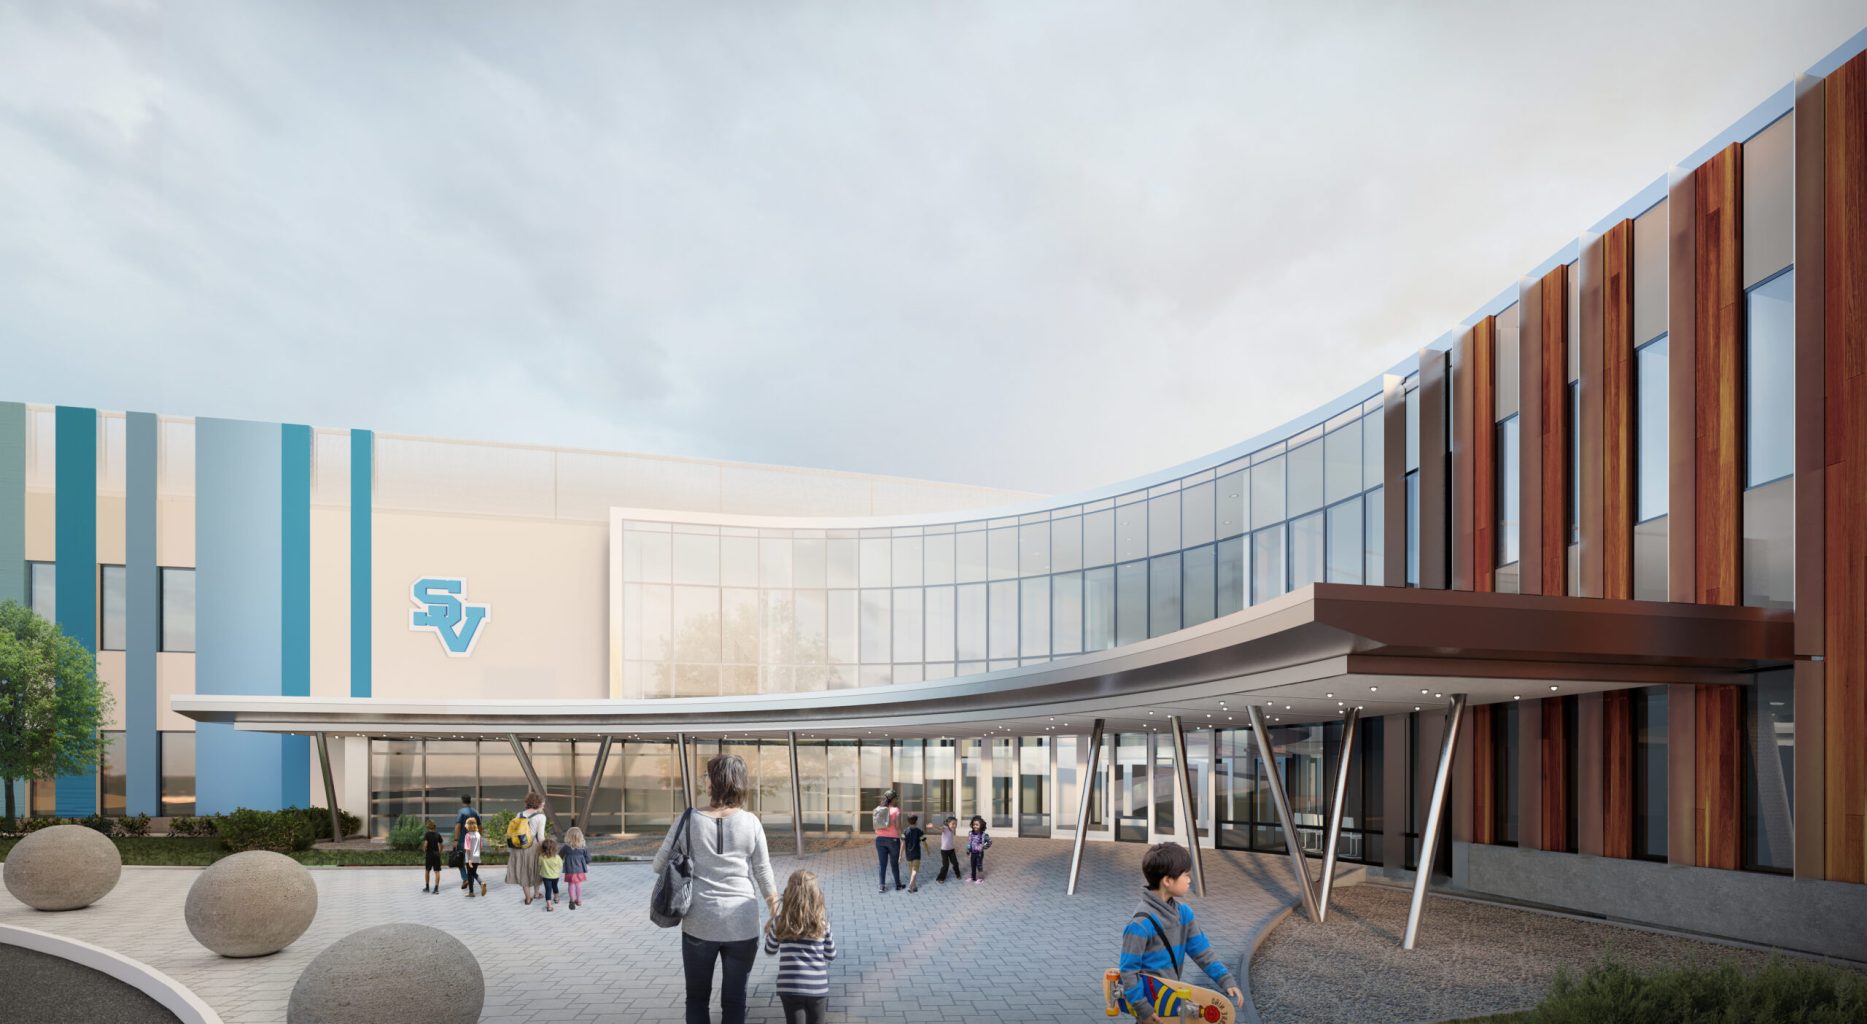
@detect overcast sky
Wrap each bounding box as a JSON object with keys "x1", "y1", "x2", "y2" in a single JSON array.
[{"x1": 3, "y1": 2, "x2": 1860, "y2": 495}]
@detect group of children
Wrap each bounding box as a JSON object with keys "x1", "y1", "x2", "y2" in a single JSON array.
[
  {"x1": 893, "y1": 813, "x2": 994, "y2": 892},
  {"x1": 416, "y1": 813, "x2": 592, "y2": 911}
]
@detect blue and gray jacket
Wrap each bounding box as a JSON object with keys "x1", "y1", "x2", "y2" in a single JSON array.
[{"x1": 1118, "y1": 890, "x2": 1232, "y2": 1018}]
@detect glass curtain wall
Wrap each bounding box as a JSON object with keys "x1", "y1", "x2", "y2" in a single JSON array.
[{"x1": 1213, "y1": 722, "x2": 1383, "y2": 865}]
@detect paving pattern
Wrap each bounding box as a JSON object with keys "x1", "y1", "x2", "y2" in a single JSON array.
[
  {"x1": 2, "y1": 836, "x2": 1302, "y2": 1023},
  {"x1": 0, "y1": 944, "x2": 180, "y2": 1024},
  {"x1": 1248, "y1": 883, "x2": 1810, "y2": 1024}
]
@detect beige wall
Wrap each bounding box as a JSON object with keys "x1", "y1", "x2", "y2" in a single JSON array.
[
  {"x1": 371, "y1": 511, "x2": 608, "y2": 701},
  {"x1": 309, "y1": 506, "x2": 351, "y2": 700}
]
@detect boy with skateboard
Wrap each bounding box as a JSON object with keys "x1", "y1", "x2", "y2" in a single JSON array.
[{"x1": 1111, "y1": 843, "x2": 1243, "y2": 1022}]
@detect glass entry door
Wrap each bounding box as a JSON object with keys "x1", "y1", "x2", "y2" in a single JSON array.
[{"x1": 1018, "y1": 737, "x2": 1050, "y2": 836}]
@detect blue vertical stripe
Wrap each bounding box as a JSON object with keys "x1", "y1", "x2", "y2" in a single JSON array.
[
  {"x1": 125, "y1": 412, "x2": 160, "y2": 817},
  {"x1": 350, "y1": 429, "x2": 372, "y2": 698},
  {"x1": 281, "y1": 424, "x2": 311, "y2": 807},
  {"x1": 53, "y1": 406, "x2": 98, "y2": 818},
  {"x1": 195, "y1": 418, "x2": 288, "y2": 813},
  {"x1": 0, "y1": 403, "x2": 25, "y2": 818}
]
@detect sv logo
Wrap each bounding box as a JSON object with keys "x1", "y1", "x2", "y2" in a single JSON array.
[{"x1": 408, "y1": 578, "x2": 491, "y2": 657}]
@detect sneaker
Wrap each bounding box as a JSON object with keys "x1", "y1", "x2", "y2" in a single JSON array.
[
  {"x1": 895, "y1": 884, "x2": 906, "y2": 890},
  {"x1": 460, "y1": 880, "x2": 469, "y2": 890},
  {"x1": 480, "y1": 883, "x2": 487, "y2": 897},
  {"x1": 547, "y1": 903, "x2": 554, "y2": 912},
  {"x1": 466, "y1": 889, "x2": 476, "y2": 898},
  {"x1": 879, "y1": 886, "x2": 888, "y2": 893}
]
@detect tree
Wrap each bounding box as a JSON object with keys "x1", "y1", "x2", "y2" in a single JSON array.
[{"x1": 0, "y1": 600, "x2": 113, "y2": 832}]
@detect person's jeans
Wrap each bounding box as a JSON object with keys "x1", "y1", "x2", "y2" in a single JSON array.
[
  {"x1": 875, "y1": 837, "x2": 902, "y2": 888},
  {"x1": 937, "y1": 849, "x2": 961, "y2": 880},
  {"x1": 542, "y1": 878, "x2": 559, "y2": 902},
  {"x1": 969, "y1": 849, "x2": 985, "y2": 880},
  {"x1": 780, "y1": 994, "x2": 827, "y2": 1024},
  {"x1": 681, "y1": 934, "x2": 759, "y2": 1024}
]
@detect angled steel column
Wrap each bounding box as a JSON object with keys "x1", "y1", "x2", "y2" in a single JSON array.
[
  {"x1": 1317, "y1": 708, "x2": 1360, "y2": 921},
  {"x1": 507, "y1": 734, "x2": 550, "y2": 822},
  {"x1": 577, "y1": 736, "x2": 614, "y2": 832},
  {"x1": 1170, "y1": 716, "x2": 1206, "y2": 897},
  {"x1": 1247, "y1": 707, "x2": 1319, "y2": 923},
  {"x1": 788, "y1": 731, "x2": 805, "y2": 857},
  {"x1": 1403, "y1": 693, "x2": 1468, "y2": 950},
  {"x1": 676, "y1": 732, "x2": 694, "y2": 810},
  {"x1": 1067, "y1": 719, "x2": 1106, "y2": 895},
  {"x1": 315, "y1": 733, "x2": 343, "y2": 844}
]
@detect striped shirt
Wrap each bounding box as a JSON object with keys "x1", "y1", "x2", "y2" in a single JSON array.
[{"x1": 761, "y1": 928, "x2": 838, "y2": 997}]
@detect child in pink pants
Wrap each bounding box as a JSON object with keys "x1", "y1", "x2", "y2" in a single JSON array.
[{"x1": 562, "y1": 827, "x2": 591, "y2": 909}]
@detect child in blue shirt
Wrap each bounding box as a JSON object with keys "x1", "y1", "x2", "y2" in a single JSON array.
[{"x1": 1117, "y1": 843, "x2": 1242, "y2": 1021}]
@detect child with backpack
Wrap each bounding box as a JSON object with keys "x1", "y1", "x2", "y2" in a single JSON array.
[
  {"x1": 966, "y1": 815, "x2": 992, "y2": 883},
  {"x1": 762, "y1": 869, "x2": 838, "y2": 1024},
  {"x1": 1115, "y1": 843, "x2": 1242, "y2": 1021},
  {"x1": 935, "y1": 816, "x2": 962, "y2": 884},
  {"x1": 460, "y1": 817, "x2": 485, "y2": 897},
  {"x1": 420, "y1": 818, "x2": 446, "y2": 893},
  {"x1": 561, "y1": 826, "x2": 590, "y2": 909},
  {"x1": 902, "y1": 815, "x2": 925, "y2": 893},
  {"x1": 538, "y1": 838, "x2": 563, "y2": 912}
]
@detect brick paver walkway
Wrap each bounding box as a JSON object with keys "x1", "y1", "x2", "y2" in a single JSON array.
[{"x1": 2, "y1": 836, "x2": 1302, "y2": 1023}]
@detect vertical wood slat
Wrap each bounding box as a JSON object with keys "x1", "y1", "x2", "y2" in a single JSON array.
[
  {"x1": 1576, "y1": 693, "x2": 1605, "y2": 856},
  {"x1": 1451, "y1": 328, "x2": 1476, "y2": 591},
  {"x1": 1825, "y1": 49, "x2": 1867, "y2": 884},
  {"x1": 1519, "y1": 697, "x2": 1544, "y2": 852},
  {"x1": 1383, "y1": 374, "x2": 1409, "y2": 587},
  {"x1": 1519, "y1": 277, "x2": 1546, "y2": 597},
  {"x1": 1669, "y1": 171, "x2": 1701, "y2": 603},
  {"x1": 1578, "y1": 236, "x2": 1606, "y2": 598},
  {"x1": 1667, "y1": 684, "x2": 1700, "y2": 866},
  {"x1": 1794, "y1": 71, "x2": 1829, "y2": 881},
  {"x1": 1602, "y1": 689, "x2": 1634, "y2": 859},
  {"x1": 1470, "y1": 704, "x2": 1497, "y2": 844},
  {"x1": 1601, "y1": 220, "x2": 1637, "y2": 600},
  {"x1": 1695, "y1": 683, "x2": 1743, "y2": 870},
  {"x1": 1418, "y1": 347, "x2": 1451, "y2": 590},
  {"x1": 1540, "y1": 695, "x2": 1570, "y2": 851},
  {"x1": 1538, "y1": 265, "x2": 1571, "y2": 595},
  {"x1": 1694, "y1": 143, "x2": 1744, "y2": 606},
  {"x1": 1471, "y1": 317, "x2": 1498, "y2": 593}
]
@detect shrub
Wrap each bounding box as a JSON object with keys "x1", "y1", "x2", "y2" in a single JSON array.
[
  {"x1": 288, "y1": 806, "x2": 363, "y2": 842},
  {"x1": 168, "y1": 814, "x2": 219, "y2": 837},
  {"x1": 21, "y1": 817, "x2": 63, "y2": 833},
  {"x1": 478, "y1": 811, "x2": 513, "y2": 848},
  {"x1": 1524, "y1": 958, "x2": 1867, "y2": 1024},
  {"x1": 217, "y1": 808, "x2": 315, "y2": 853},
  {"x1": 79, "y1": 814, "x2": 116, "y2": 836},
  {"x1": 116, "y1": 813, "x2": 151, "y2": 837},
  {"x1": 388, "y1": 814, "x2": 427, "y2": 851}
]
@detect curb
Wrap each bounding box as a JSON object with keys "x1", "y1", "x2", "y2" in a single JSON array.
[
  {"x1": 0, "y1": 923, "x2": 224, "y2": 1024},
  {"x1": 1237, "y1": 902, "x2": 1298, "y2": 1024}
]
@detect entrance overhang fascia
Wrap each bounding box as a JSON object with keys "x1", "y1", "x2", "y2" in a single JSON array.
[{"x1": 173, "y1": 584, "x2": 1790, "y2": 740}]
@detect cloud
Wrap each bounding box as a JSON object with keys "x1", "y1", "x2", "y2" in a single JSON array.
[{"x1": 2, "y1": 0, "x2": 1859, "y2": 495}]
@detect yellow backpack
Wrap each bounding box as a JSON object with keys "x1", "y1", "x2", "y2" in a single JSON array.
[{"x1": 505, "y1": 812, "x2": 534, "y2": 850}]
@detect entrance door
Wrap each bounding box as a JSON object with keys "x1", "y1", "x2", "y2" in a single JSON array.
[{"x1": 1018, "y1": 736, "x2": 1050, "y2": 836}]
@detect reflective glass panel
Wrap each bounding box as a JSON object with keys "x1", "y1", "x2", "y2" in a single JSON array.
[
  {"x1": 1746, "y1": 271, "x2": 1794, "y2": 487},
  {"x1": 1116, "y1": 502, "x2": 1147, "y2": 564},
  {"x1": 1052, "y1": 571, "x2": 1083, "y2": 654},
  {"x1": 101, "y1": 565, "x2": 125, "y2": 651},
  {"x1": 1020, "y1": 578, "x2": 1050, "y2": 658},
  {"x1": 956, "y1": 584, "x2": 986, "y2": 662},
  {"x1": 1148, "y1": 492, "x2": 1180, "y2": 556},
  {"x1": 1182, "y1": 544, "x2": 1216, "y2": 627},
  {"x1": 988, "y1": 580, "x2": 1018, "y2": 660},
  {"x1": 1289, "y1": 512, "x2": 1324, "y2": 590},
  {"x1": 1325, "y1": 425, "x2": 1362, "y2": 504},
  {"x1": 1181, "y1": 481, "x2": 1215, "y2": 548},
  {"x1": 161, "y1": 567, "x2": 194, "y2": 652},
  {"x1": 1115, "y1": 561, "x2": 1147, "y2": 647},
  {"x1": 1217, "y1": 471, "x2": 1246, "y2": 539},
  {"x1": 1051, "y1": 515, "x2": 1083, "y2": 573},
  {"x1": 1252, "y1": 528, "x2": 1286, "y2": 602},
  {"x1": 1288, "y1": 440, "x2": 1324, "y2": 516},
  {"x1": 1636, "y1": 337, "x2": 1669, "y2": 521},
  {"x1": 1216, "y1": 536, "x2": 1245, "y2": 616},
  {"x1": 1251, "y1": 457, "x2": 1285, "y2": 530},
  {"x1": 1326, "y1": 500, "x2": 1363, "y2": 584},
  {"x1": 1083, "y1": 510, "x2": 1115, "y2": 567},
  {"x1": 1084, "y1": 566, "x2": 1116, "y2": 652},
  {"x1": 1148, "y1": 553, "x2": 1181, "y2": 637}
]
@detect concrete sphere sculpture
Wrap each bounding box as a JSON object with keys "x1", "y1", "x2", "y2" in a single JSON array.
[
  {"x1": 2, "y1": 824, "x2": 122, "y2": 911},
  {"x1": 288, "y1": 924, "x2": 483, "y2": 1024},
  {"x1": 185, "y1": 850, "x2": 319, "y2": 957}
]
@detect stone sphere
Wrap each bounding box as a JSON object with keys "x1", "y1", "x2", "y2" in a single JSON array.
[
  {"x1": 185, "y1": 850, "x2": 319, "y2": 957},
  {"x1": 2, "y1": 824, "x2": 122, "y2": 911},
  {"x1": 288, "y1": 923, "x2": 483, "y2": 1024}
]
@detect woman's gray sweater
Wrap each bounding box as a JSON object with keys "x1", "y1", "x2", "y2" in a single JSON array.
[{"x1": 651, "y1": 808, "x2": 778, "y2": 942}]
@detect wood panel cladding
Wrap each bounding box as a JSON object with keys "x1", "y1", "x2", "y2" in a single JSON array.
[
  {"x1": 1471, "y1": 317, "x2": 1498, "y2": 593},
  {"x1": 1825, "y1": 50, "x2": 1867, "y2": 884},
  {"x1": 1601, "y1": 221, "x2": 1636, "y2": 600},
  {"x1": 1519, "y1": 279, "x2": 1546, "y2": 598},
  {"x1": 1470, "y1": 703, "x2": 1497, "y2": 844},
  {"x1": 1694, "y1": 144, "x2": 1744, "y2": 606},
  {"x1": 1418, "y1": 348, "x2": 1451, "y2": 590},
  {"x1": 1602, "y1": 689, "x2": 1634, "y2": 859},
  {"x1": 1578, "y1": 238, "x2": 1605, "y2": 598},
  {"x1": 1540, "y1": 695, "x2": 1570, "y2": 851},
  {"x1": 1695, "y1": 683, "x2": 1743, "y2": 870},
  {"x1": 1538, "y1": 266, "x2": 1571, "y2": 595},
  {"x1": 1668, "y1": 172, "x2": 1701, "y2": 603}
]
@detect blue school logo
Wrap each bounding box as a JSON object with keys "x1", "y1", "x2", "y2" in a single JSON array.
[{"x1": 409, "y1": 578, "x2": 491, "y2": 657}]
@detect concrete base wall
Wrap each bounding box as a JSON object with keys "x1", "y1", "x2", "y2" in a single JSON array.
[{"x1": 1455, "y1": 841, "x2": 1867, "y2": 961}]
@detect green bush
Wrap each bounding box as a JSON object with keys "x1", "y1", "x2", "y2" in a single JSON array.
[
  {"x1": 168, "y1": 814, "x2": 219, "y2": 837},
  {"x1": 78, "y1": 814, "x2": 115, "y2": 836},
  {"x1": 217, "y1": 808, "x2": 315, "y2": 853},
  {"x1": 1522, "y1": 958, "x2": 1867, "y2": 1024},
  {"x1": 115, "y1": 813, "x2": 151, "y2": 837},
  {"x1": 388, "y1": 814, "x2": 428, "y2": 851},
  {"x1": 477, "y1": 811, "x2": 513, "y2": 848},
  {"x1": 289, "y1": 806, "x2": 362, "y2": 842},
  {"x1": 21, "y1": 817, "x2": 63, "y2": 833}
]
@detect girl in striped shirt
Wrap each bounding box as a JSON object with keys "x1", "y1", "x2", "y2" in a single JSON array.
[{"x1": 761, "y1": 869, "x2": 838, "y2": 1024}]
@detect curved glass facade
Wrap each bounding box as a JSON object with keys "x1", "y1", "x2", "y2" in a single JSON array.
[{"x1": 618, "y1": 393, "x2": 1387, "y2": 698}]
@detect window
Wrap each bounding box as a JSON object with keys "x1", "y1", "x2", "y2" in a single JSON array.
[
  {"x1": 1363, "y1": 410, "x2": 1384, "y2": 491},
  {"x1": 1052, "y1": 572, "x2": 1083, "y2": 655},
  {"x1": 1181, "y1": 481, "x2": 1215, "y2": 549},
  {"x1": 987, "y1": 580, "x2": 1016, "y2": 660},
  {"x1": 1493, "y1": 706, "x2": 1519, "y2": 846},
  {"x1": 1289, "y1": 512, "x2": 1323, "y2": 591},
  {"x1": 1182, "y1": 544, "x2": 1216, "y2": 628},
  {"x1": 101, "y1": 565, "x2": 126, "y2": 651},
  {"x1": 1084, "y1": 567, "x2": 1115, "y2": 652},
  {"x1": 1635, "y1": 337, "x2": 1669, "y2": 521},
  {"x1": 1633, "y1": 688, "x2": 1667, "y2": 861},
  {"x1": 1404, "y1": 472, "x2": 1419, "y2": 587},
  {"x1": 100, "y1": 730, "x2": 127, "y2": 816},
  {"x1": 1148, "y1": 554, "x2": 1181, "y2": 637},
  {"x1": 1252, "y1": 528, "x2": 1285, "y2": 603},
  {"x1": 1287, "y1": 441, "x2": 1324, "y2": 517},
  {"x1": 1325, "y1": 424, "x2": 1361, "y2": 504},
  {"x1": 1364, "y1": 488, "x2": 1384, "y2": 586},
  {"x1": 1496, "y1": 416, "x2": 1520, "y2": 567},
  {"x1": 28, "y1": 561, "x2": 54, "y2": 620},
  {"x1": 1215, "y1": 536, "x2": 1245, "y2": 617},
  {"x1": 1216, "y1": 471, "x2": 1246, "y2": 539},
  {"x1": 1743, "y1": 670, "x2": 1795, "y2": 873},
  {"x1": 1115, "y1": 562, "x2": 1147, "y2": 647},
  {"x1": 161, "y1": 567, "x2": 195, "y2": 652},
  {"x1": 1019, "y1": 578, "x2": 1049, "y2": 658},
  {"x1": 1568, "y1": 382, "x2": 1581, "y2": 545},
  {"x1": 1251, "y1": 456, "x2": 1285, "y2": 530},
  {"x1": 1745, "y1": 271, "x2": 1794, "y2": 488},
  {"x1": 1326, "y1": 500, "x2": 1363, "y2": 584},
  {"x1": 161, "y1": 731, "x2": 196, "y2": 816},
  {"x1": 1148, "y1": 492, "x2": 1180, "y2": 556}
]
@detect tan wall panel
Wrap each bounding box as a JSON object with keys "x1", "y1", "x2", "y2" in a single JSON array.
[
  {"x1": 25, "y1": 490, "x2": 54, "y2": 561},
  {"x1": 157, "y1": 497, "x2": 195, "y2": 568},
  {"x1": 97, "y1": 494, "x2": 125, "y2": 566},
  {"x1": 157, "y1": 653, "x2": 195, "y2": 732},
  {"x1": 97, "y1": 650, "x2": 125, "y2": 731},
  {"x1": 1601, "y1": 221, "x2": 1636, "y2": 600},
  {"x1": 309, "y1": 506, "x2": 351, "y2": 700}
]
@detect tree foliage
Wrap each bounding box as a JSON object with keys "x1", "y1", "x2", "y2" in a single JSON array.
[{"x1": 0, "y1": 600, "x2": 113, "y2": 829}]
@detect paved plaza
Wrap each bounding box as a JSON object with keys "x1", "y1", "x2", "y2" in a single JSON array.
[{"x1": 0, "y1": 836, "x2": 1301, "y2": 1024}]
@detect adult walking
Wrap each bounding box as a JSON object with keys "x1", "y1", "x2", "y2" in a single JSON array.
[
  {"x1": 652, "y1": 753, "x2": 779, "y2": 1024},
  {"x1": 872, "y1": 790, "x2": 904, "y2": 893},
  {"x1": 505, "y1": 792, "x2": 548, "y2": 905},
  {"x1": 452, "y1": 793, "x2": 478, "y2": 891}
]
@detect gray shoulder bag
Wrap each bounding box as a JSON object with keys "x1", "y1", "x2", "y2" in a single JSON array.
[{"x1": 649, "y1": 808, "x2": 695, "y2": 928}]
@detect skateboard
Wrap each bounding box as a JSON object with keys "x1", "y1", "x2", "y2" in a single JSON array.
[{"x1": 1101, "y1": 969, "x2": 1236, "y2": 1023}]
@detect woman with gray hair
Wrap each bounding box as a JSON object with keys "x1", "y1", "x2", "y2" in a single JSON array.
[{"x1": 652, "y1": 752, "x2": 779, "y2": 1024}]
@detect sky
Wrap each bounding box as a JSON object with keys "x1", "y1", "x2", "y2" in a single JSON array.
[{"x1": 2, "y1": 2, "x2": 1861, "y2": 496}]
